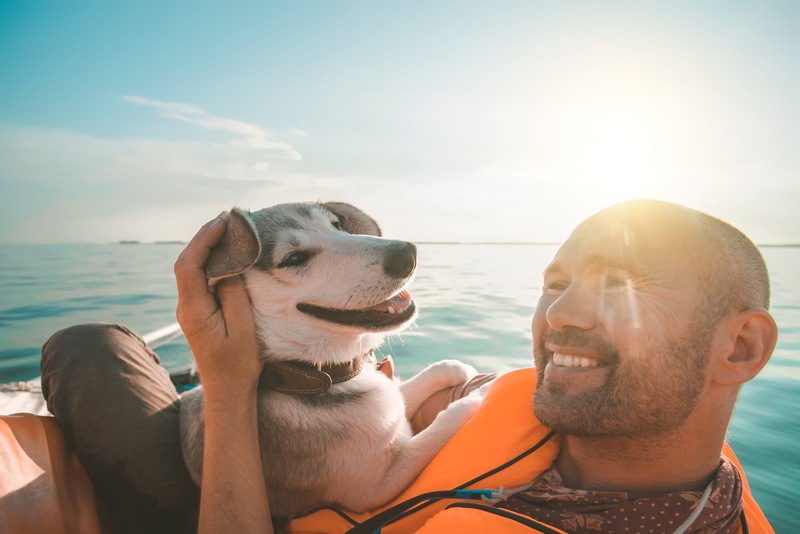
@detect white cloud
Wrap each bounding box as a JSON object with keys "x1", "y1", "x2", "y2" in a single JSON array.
[
  {"x1": 0, "y1": 121, "x2": 322, "y2": 243},
  {"x1": 122, "y1": 95, "x2": 302, "y2": 161}
]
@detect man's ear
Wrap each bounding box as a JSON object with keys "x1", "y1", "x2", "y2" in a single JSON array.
[
  {"x1": 204, "y1": 208, "x2": 261, "y2": 285},
  {"x1": 710, "y1": 309, "x2": 778, "y2": 387}
]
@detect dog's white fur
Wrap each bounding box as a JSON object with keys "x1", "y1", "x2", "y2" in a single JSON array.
[{"x1": 179, "y1": 201, "x2": 485, "y2": 518}]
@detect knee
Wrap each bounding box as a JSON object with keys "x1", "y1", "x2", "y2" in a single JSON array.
[
  {"x1": 40, "y1": 323, "x2": 157, "y2": 415},
  {"x1": 43, "y1": 323, "x2": 112, "y2": 349},
  {"x1": 41, "y1": 323, "x2": 149, "y2": 375}
]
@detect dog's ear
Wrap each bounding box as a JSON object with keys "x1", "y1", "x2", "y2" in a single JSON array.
[
  {"x1": 204, "y1": 208, "x2": 261, "y2": 284},
  {"x1": 323, "y1": 202, "x2": 382, "y2": 237}
]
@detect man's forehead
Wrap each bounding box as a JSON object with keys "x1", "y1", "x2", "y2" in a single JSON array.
[{"x1": 549, "y1": 212, "x2": 697, "y2": 272}]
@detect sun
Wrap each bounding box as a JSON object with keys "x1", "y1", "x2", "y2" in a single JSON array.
[
  {"x1": 533, "y1": 45, "x2": 705, "y2": 205},
  {"x1": 567, "y1": 94, "x2": 680, "y2": 201}
]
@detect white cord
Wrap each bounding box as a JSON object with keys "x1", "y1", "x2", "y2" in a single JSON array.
[{"x1": 672, "y1": 479, "x2": 715, "y2": 534}]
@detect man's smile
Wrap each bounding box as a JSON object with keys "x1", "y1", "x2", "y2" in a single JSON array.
[
  {"x1": 551, "y1": 352, "x2": 601, "y2": 368},
  {"x1": 540, "y1": 344, "x2": 612, "y2": 391}
]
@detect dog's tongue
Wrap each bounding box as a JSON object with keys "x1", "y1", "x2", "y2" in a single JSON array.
[{"x1": 364, "y1": 290, "x2": 412, "y2": 313}]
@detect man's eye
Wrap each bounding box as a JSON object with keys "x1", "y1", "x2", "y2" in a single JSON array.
[
  {"x1": 545, "y1": 281, "x2": 568, "y2": 293},
  {"x1": 601, "y1": 270, "x2": 631, "y2": 289},
  {"x1": 278, "y1": 251, "x2": 312, "y2": 268}
]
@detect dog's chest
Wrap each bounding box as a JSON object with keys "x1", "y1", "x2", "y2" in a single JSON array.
[{"x1": 255, "y1": 376, "x2": 409, "y2": 469}]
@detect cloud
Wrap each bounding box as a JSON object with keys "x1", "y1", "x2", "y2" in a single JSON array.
[
  {"x1": 0, "y1": 119, "x2": 404, "y2": 243},
  {"x1": 122, "y1": 95, "x2": 302, "y2": 161},
  {"x1": 0, "y1": 120, "x2": 317, "y2": 243}
]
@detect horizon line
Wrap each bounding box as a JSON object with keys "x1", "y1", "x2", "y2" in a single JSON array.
[{"x1": 1, "y1": 241, "x2": 800, "y2": 248}]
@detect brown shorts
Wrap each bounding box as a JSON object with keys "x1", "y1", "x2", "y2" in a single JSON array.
[
  {"x1": 41, "y1": 324, "x2": 199, "y2": 533},
  {"x1": 41, "y1": 323, "x2": 496, "y2": 533}
]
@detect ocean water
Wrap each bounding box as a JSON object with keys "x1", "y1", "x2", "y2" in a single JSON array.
[{"x1": 0, "y1": 242, "x2": 797, "y2": 531}]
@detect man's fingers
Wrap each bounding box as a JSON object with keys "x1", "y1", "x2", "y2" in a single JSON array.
[
  {"x1": 174, "y1": 212, "x2": 230, "y2": 336},
  {"x1": 175, "y1": 213, "x2": 227, "y2": 309},
  {"x1": 216, "y1": 276, "x2": 257, "y2": 338}
]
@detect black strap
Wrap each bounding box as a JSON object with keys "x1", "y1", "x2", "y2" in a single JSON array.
[{"x1": 444, "y1": 502, "x2": 564, "y2": 533}]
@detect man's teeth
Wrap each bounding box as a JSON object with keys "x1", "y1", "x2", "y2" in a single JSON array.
[{"x1": 552, "y1": 353, "x2": 599, "y2": 368}]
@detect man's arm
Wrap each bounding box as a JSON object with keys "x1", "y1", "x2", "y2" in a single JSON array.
[{"x1": 174, "y1": 213, "x2": 273, "y2": 534}]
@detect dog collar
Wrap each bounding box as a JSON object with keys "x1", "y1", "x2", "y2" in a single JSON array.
[{"x1": 261, "y1": 353, "x2": 367, "y2": 395}]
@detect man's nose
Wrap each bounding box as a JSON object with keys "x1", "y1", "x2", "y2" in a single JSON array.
[{"x1": 545, "y1": 282, "x2": 598, "y2": 331}]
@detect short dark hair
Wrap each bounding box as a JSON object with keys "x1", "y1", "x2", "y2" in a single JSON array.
[{"x1": 693, "y1": 210, "x2": 771, "y2": 322}]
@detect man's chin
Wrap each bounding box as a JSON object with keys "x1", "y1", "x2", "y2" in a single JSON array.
[
  {"x1": 532, "y1": 387, "x2": 612, "y2": 436},
  {"x1": 532, "y1": 388, "x2": 571, "y2": 430}
]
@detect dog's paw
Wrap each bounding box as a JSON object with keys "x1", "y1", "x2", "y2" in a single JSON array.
[
  {"x1": 434, "y1": 383, "x2": 487, "y2": 429},
  {"x1": 425, "y1": 359, "x2": 478, "y2": 386},
  {"x1": 400, "y1": 359, "x2": 480, "y2": 418}
]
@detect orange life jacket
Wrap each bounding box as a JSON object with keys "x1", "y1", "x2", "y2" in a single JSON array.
[{"x1": 284, "y1": 368, "x2": 773, "y2": 534}]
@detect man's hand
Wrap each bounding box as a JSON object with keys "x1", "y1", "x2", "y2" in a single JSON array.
[
  {"x1": 174, "y1": 213, "x2": 272, "y2": 533},
  {"x1": 174, "y1": 212, "x2": 263, "y2": 402}
]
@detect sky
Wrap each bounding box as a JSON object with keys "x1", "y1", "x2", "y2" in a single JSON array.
[{"x1": 1, "y1": 1, "x2": 798, "y2": 245}]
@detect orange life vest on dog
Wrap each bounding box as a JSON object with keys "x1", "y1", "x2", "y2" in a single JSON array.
[{"x1": 284, "y1": 368, "x2": 773, "y2": 534}]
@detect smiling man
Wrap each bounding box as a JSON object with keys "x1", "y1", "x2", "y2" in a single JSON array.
[
  {"x1": 490, "y1": 199, "x2": 778, "y2": 532},
  {"x1": 533, "y1": 201, "x2": 736, "y2": 441}
]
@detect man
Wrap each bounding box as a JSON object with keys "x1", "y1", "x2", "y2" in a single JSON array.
[
  {"x1": 498, "y1": 200, "x2": 777, "y2": 532},
  {"x1": 41, "y1": 199, "x2": 776, "y2": 533}
]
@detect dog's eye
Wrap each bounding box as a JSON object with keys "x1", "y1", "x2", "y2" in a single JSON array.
[
  {"x1": 331, "y1": 219, "x2": 343, "y2": 231},
  {"x1": 278, "y1": 251, "x2": 312, "y2": 268}
]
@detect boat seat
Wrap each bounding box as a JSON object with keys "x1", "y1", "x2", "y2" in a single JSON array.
[{"x1": 0, "y1": 413, "x2": 103, "y2": 534}]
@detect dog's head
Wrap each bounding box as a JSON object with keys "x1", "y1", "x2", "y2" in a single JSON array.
[{"x1": 205, "y1": 202, "x2": 418, "y2": 361}]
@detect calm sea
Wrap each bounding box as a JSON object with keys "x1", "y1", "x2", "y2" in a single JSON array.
[{"x1": 0, "y1": 243, "x2": 797, "y2": 531}]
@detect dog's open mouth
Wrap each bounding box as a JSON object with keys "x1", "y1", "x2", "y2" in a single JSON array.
[{"x1": 297, "y1": 290, "x2": 417, "y2": 329}]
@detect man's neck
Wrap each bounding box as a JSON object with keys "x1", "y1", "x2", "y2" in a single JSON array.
[{"x1": 555, "y1": 428, "x2": 722, "y2": 494}]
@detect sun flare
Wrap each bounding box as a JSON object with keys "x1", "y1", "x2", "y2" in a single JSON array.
[{"x1": 568, "y1": 94, "x2": 683, "y2": 200}]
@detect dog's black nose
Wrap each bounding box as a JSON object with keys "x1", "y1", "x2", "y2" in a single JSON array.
[{"x1": 384, "y1": 242, "x2": 417, "y2": 279}]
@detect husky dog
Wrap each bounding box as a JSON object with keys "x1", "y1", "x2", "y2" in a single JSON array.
[{"x1": 179, "y1": 201, "x2": 485, "y2": 518}]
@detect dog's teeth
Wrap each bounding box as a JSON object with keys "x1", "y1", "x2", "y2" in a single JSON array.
[{"x1": 387, "y1": 305, "x2": 396, "y2": 314}]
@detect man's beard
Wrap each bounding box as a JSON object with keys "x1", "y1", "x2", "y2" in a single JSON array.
[{"x1": 532, "y1": 325, "x2": 709, "y2": 437}]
